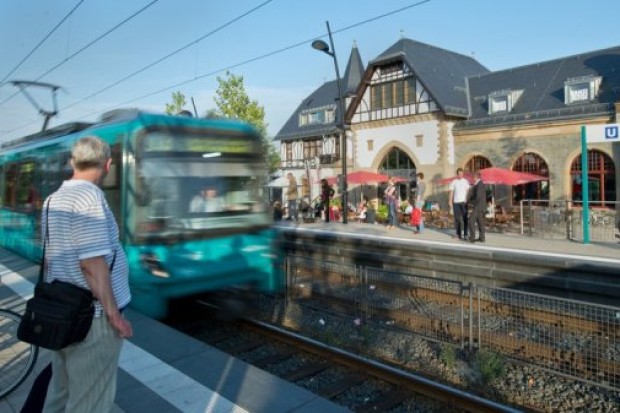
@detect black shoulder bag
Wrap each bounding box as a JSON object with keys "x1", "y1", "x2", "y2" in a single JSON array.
[{"x1": 18, "y1": 199, "x2": 115, "y2": 350}]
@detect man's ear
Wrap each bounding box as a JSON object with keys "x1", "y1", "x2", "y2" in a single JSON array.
[{"x1": 104, "y1": 158, "x2": 112, "y2": 172}]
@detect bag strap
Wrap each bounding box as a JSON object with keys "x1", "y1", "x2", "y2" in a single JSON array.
[
  {"x1": 38, "y1": 198, "x2": 50, "y2": 284},
  {"x1": 41, "y1": 195, "x2": 117, "y2": 284}
]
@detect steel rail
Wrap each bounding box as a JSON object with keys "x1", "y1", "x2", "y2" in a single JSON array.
[{"x1": 243, "y1": 318, "x2": 523, "y2": 413}]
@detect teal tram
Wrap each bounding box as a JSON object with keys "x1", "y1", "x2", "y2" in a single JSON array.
[{"x1": 0, "y1": 110, "x2": 283, "y2": 318}]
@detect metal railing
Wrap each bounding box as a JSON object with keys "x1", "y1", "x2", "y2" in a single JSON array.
[
  {"x1": 519, "y1": 199, "x2": 619, "y2": 242},
  {"x1": 284, "y1": 256, "x2": 620, "y2": 391}
]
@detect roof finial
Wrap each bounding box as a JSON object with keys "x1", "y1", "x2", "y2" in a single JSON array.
[
  {"x1": 352, "y1": 40, "x2": 357, "y2": 49},
  {"x1": 400, "y1": 29, "x2": 405, "y2": 39}
]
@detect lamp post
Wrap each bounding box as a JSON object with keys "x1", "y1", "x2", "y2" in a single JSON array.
[{"x1": 312, "y1": 21, "x2": 348, "y2": 224}]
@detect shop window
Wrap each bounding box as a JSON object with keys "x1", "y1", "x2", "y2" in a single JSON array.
[
  {"x1": 512, "y1": 153, "x2": 549, "y2": 204},
  {"x1": 464, "y1": 155, "x2": 492, "y2": 173},
  {"x1": 570, "y1": 150, "x2": 616, "y2": 207}
]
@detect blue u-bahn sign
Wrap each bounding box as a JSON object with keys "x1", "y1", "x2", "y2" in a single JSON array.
[{"x1": 585, "y1": 123, "x2": 620, "y2": 143}]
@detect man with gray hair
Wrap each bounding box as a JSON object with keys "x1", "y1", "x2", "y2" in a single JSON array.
[{"x1": 40, "y1": 136, "x2": 132, "y2": 412}]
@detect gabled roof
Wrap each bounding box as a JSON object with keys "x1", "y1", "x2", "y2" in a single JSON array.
[
  {"x1": 368, "y1": 38, "x2": 490, "y2": 117},
  {"x1": 457, "y1": 45, "x2": 620, "y2": 129},
  {"x1": 275, "y1": 80, "x2": 340, "y2": 141},
  {"x1": 275, "y1": 43, "x2": 364, "y2": 142}
]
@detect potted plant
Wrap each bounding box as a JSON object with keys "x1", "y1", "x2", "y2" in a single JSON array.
[{"x1": 376, "y1": 204, "x2": 388, "y2": 223}]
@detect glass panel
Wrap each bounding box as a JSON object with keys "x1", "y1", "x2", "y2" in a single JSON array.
[
  {"x1": 383, "y1": 83, "x2": 393, "y2": 108},
  {"x1": 133, "y1": 132, "x2": 270, "y2": 242},
  {"x1": 371, "y1": 85, "x2": 382, "y2": 110},
  {"x1": 0, "y1": 165, "x2": 4, "y2": 207},
  {"x1": 513, "y1": 153, "x2": 549, "y2": 204},
  {"x1": 405, "y1": 78, "x2": 416, "y2": 104},
  {"x1": 570, "y1": 150, "x2": 616, "y2": 204},
  {"x1": 394, "y1": 80, "x2": 404, "y2": 106}
]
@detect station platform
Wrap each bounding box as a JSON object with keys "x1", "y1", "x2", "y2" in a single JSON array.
[
  {"x1": 0, "y1": 249, "x2": 350, "y2": 413},
  {"x1": 277, "y1": 220, "x2": 620, "y2": 264}
]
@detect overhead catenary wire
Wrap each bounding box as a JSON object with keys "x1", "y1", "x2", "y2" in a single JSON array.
[
  {"x1": 3, "y1": 0, "x2": 431, "y2": 137},
  {"x1": 61, "y1": 0, "x2": 274, "y2": 113},
  {"x1": 0, "y1": 0, "x2": 86, "y2": 85},
  {"x1": 0, "y1": 0, "x2": 161, "y2": 108}
]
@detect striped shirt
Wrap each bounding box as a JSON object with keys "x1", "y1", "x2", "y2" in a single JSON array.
[{"x1": 41, "y1": 179, "x2": 131, "y2": 317}]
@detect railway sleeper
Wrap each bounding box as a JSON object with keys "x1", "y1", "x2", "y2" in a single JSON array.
[
  {"x1": 283, "y1": 362, "x2": 329, "y2": 381},
  {"x1": 316, "y1": 374, "x2": 366, "y2": 398}
]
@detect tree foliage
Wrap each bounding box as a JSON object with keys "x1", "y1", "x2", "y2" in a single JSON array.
[
  {"x1": 164, "y1": 91, "x2": 187, "y2": 115},
  {"x1": 211, "y1": 72, "x2": 280, "y2": 172}
]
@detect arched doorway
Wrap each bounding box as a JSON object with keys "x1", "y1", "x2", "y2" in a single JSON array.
[
  {"x1": 570, "y1": 149, "x2": 616, "y2": 207},
  {"x1": 512, "y1": 152, "x2": 550, "y2": 204},
  {"x1": 378, "y1": 147, "x2": 417, "y2": 202},
  {"x1": 464, "y1": 155, "x2": 492, "y2": 173}
]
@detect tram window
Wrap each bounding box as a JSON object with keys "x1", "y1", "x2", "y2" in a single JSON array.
[
  {"x1": 3, "y1": 162, "x2": 37, "y2": 211},
  {"x1": 4, "y1": 164, "x2": 17, "y2": 208},
  {"x1": 0, "y1": 165, "x2": 4, "y2": 207},
  {"x1": 102, "y1": 144, "x2": 121, "y2": 189},
  {"x1": 15, "y1": 162, "x2": 37, "y2": 211}
]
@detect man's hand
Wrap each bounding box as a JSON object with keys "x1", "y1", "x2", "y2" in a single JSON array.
[{"x1": 107, "y1": 312, "x2": 133, "y2": 338}]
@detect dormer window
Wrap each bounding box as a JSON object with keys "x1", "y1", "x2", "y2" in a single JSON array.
[
  {"x1": 564, "y1": 75, "x2": 602, "y2": 105},
  {"x1": 299, "y1": 105, "x2": 336, "y2": 126},
  {"x1": 488, "y1": 89, "x2": 524, "y2": 115}
]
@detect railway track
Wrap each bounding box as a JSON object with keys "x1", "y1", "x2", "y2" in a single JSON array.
[
  {"x1": 167, "y1": 302, "x2": 522, "y2": 413},
  {"x1": 290, "y1": 267, "x2": 620, "y2": 390}
]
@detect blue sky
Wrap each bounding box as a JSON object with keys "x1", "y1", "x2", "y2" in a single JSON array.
[{"x1": 0, "y1": 0, "x2": 617, "y2": 143}]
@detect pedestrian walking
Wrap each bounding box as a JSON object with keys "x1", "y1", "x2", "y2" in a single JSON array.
[
  {"x1": 285, "y1": 173, "x2": 298, "y2": 222},
  {"x1": 468, "y1": 171, "x2": 487, "y2": 243},
  {"x1": 320, "y1": 179, "x2": 334, "y2": 223},
  {"x1": 37, "y1": 136, "x2": 133, "y2": 413},
  {"x1": 414, "y1": 172, "x2": 426, "y2": 204},
  {"x1": 385, "y1": 177, "x2": 398, "y2": 230},
  {"x1": 448, "y1": 168, "x2": 470, "y2": 239}
]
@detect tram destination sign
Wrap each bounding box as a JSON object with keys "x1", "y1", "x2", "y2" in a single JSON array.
[
  {"x1": 144, "y1": 133, "x2": 259, "y2": 154},
  {"x1": 585, "y1": 123, "x2": 620, "y2": 143}
]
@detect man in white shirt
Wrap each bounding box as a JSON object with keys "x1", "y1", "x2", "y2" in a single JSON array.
[{"x1": 448, "y1": 168, "x2": 470, "y2": 239}]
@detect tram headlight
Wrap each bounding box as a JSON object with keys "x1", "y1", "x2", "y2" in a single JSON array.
[{"x1": 139, "y1": 252, "x2": 170, "y2": 278}]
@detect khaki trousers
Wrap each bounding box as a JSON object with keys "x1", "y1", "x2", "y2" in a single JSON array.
[{"x1": 43, "y1": 316, "x2": 123, "y2": 413}]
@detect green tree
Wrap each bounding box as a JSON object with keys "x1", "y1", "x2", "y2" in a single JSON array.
[
  {"x1": 164, "y1": 91, "x2": 187, "y2": 115},
  {"x1": 212, "y1": 71, "x2": 280, "y2": 172}
]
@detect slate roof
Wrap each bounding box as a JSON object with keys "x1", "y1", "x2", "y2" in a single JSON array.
[
  {"x1": 368, "y1": 38, "x2": 490, "y2": 117},
  {"x1": 275, "y1": 44, "x2": 364, "y2": 141},
  {"x1": 343, "y1": 42, "x2": 364, "y2": 97},
  {"x1": 456, "y1": 45, "x2": 620, "y2": 129}
]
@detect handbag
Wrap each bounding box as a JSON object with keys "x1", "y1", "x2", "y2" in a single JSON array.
[{"x1": 17, "y1": 199, "x2": 115, "y2": 350}]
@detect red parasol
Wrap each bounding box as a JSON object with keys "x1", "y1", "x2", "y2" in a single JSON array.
[
  {"x1": 437, "y1": 167, "x2": 547, "y2": 186},
  {"x1": 479, "y1": 167, "x2": 547, "y2": 186},
  {"x1": 345, "y1": 170, "x2": 390, "y2": 184}
]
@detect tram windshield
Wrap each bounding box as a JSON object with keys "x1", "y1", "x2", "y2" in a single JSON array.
[{"x1": 133, "y1": 131, "x2": 270, "y2": 241}]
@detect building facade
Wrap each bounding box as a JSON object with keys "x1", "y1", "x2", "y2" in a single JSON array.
[{"x1": 275, "y1": 38, "x2": 620, "y2": 210}]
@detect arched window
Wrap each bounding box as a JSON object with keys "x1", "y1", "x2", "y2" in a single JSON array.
[
  {"x1": 378, "y1": 147, "x2": 416, "y2": 174},
  {"x1": 570, "y1": 150, "x2": 616, "y2": 207},
  {"x1": 464, "y1": 155, "x2": 492, "y2": 173},
  {"x1": 378, "y1": 147, "x2": 416, "y2": 201},
  {"x1": 512, "y1": 152, "x2": 550, "y2": 204}
]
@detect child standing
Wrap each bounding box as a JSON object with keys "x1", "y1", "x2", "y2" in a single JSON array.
[{"x1": 410, "y1": 200, "x2": 424, "y2": 234}]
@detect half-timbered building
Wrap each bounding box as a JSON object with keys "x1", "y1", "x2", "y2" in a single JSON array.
[{"x1": 276, "y1": 38, "x2": 620, "y2": 211}]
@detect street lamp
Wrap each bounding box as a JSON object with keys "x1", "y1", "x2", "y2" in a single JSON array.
[{"x1": 312, "y1": 21, "x2": 348, "y2": 223}]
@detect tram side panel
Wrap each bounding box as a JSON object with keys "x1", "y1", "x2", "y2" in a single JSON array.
[{"x1": 0, "y1": 112, "x2": 284, "y2": 319}]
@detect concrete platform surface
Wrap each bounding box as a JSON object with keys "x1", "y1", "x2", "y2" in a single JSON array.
[
  {"x1": 278, "y1": 220, "x2": 620, "y2": 264},
  {"x1": 0, "y1": 248, "x2": 350, "y2": 413}
]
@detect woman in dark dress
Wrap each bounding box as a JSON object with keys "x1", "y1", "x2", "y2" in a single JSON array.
[{"x1": 320, "y1": 179, "x2": 335, "y2": 223}]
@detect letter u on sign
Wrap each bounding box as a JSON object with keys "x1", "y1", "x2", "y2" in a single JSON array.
[{"x1": 605, "y1": 126, "x2": 619, "y2": 140}]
